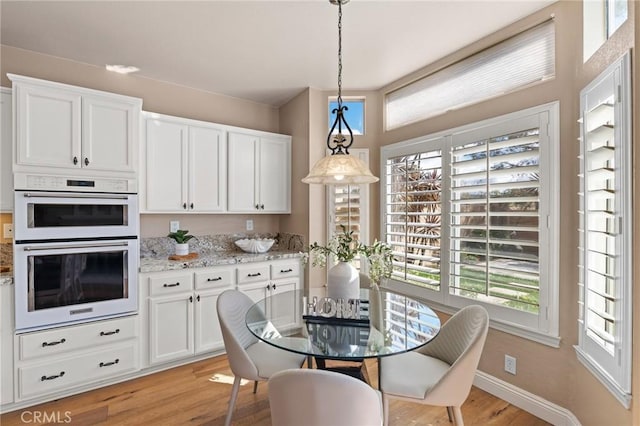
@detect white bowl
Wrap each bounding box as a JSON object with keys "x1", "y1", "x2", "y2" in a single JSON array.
[{"x1": 235, "y1": 238, "x2": 275, "y2": 253}]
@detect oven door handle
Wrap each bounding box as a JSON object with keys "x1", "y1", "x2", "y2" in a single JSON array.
[
  {"x1": 22, "y1": 242, "x2": 130, "y2": 251},
  {"x1": 22, "y1": 192, "x2": 130, "y2": 200}
]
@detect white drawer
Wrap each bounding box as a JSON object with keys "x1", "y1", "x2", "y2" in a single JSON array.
[
  {"x1": 17, "y1": 342, "x2": 139, "y2": 400},
  {"x1": 148, "y1": 272, "x2": 193, "y2": 296},
  {"x1": 18, "y1": 316, "x2": 137, "y2": 361},
  {"x1": 271, "y1": 261, "x2": 300, "y2": 280},
  {"x1": 237, "y1": 265, "x2": 270, "y2": 284},
  {"x1": 194, "y1": 267, "x2": 235, "y2": 290}
]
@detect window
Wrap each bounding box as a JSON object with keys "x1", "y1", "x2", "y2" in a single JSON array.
[
  {"x1": 382, "y1": 103, "x2": 559, "y2": 345},
  {"x1": 329, "y1": 98, "x2": 365, "y2": 135},
  {"x1": 327, "y1": 148, "x2": 370, "y2": 270},
  {"x1": 385, "y1": 21, "x2": 555, "y2": 130},
  {"x1": 575, "y1": 52, "x2": 631, "y2": 408},
  {"x1": 583, "y1": 0, "x2": 628, "y2": 61}
]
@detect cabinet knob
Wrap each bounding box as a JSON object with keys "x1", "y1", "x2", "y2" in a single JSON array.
[
  {"x1": 73, "y1": 156, "x2": 78, "y2": 165},
  {"x1": 183, "y1": 203, "x2": 187, "y2": 209},
  {"x1": 260, "y1": 204, "x2": 265, "y2": 210},
  {"x1": 272, "y1": 284, "x2": 276, "y2": 290},
  {"x1": 255, "y1": 204, "x2": 260, "y2": 210},
  {"x1": 190, "y1": 203, "x2": 194, "y2": 209},
  {"x1": 196, "y1": 294, "x2": 201, "y2": 302},
  {"x1": 84, "y1": 157, "x2": 90, "y2": 166},
  {"x1": 189, "y1": 295, "x2": 193, "y2": 303}
]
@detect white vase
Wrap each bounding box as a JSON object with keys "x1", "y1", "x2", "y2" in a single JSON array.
[
  {"x1": 175, "y1": 243, "x2": 189, "y2": 256},
  {"x1": 327, "y1": 262, "x2": 360, "y2": 301}
]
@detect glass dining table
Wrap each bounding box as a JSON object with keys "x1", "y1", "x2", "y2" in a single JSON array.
[{"x1": 245, "y1": 287, "x2": 441, "y2": 384}]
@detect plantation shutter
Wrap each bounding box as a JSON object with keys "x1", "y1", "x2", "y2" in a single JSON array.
[
  {"x1": 328, "y1": 149, "x2": 370, "y2": 270},
  {"x1": 384, "y1": 147, "x2": 443, "y2": 291},
  {"x1": 576, "y1": 52, "x2": 631, "y2": 406},
  {"x1": 449, "y1": 120, "x2": 542, "y2": 313}
]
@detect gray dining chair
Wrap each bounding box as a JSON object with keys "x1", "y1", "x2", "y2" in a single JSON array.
[
  {"x1": 380, "y1": 305, "x2": 489, "y2": 426},
  {"x1": 268, "y1": 368, "x2": 384, "y2": 426},
  {"x1": 216, "y1": 289, "x2": 306, "y2": 426}
]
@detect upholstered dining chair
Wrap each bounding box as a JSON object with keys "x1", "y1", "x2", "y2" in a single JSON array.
[
  {"x1": 216, "y1": 289, "x2": 306, "y2": 426},
  {"x1": 380, "y1": 305, "x2": 489, "y2": 426},
  {"x1": 268, "y1": 368, "x2": 384, "y2": 426}
]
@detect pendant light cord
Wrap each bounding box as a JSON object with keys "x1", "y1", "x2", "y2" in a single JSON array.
[{"x1": 337, "y1": 0, "x2": 343, "y2": 107}]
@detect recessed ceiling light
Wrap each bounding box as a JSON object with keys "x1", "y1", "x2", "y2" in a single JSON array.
[{"x1": 105, "y1": 64, "x2": 140, "y2": 74}]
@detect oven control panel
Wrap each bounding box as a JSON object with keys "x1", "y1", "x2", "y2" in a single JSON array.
[{"x1": 14, "y1": 173, "x2": 135, "y2": 193}]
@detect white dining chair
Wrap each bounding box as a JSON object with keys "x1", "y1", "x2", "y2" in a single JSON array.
[
  {"x1": 380, "y1": 305, "x2": 489, "y2": 426},
  {"x1": 268, "y1": 368, "x2": 384, "y2": 426},
  {"x1": 216, "y1": 289, "x2": 306, "y2": 426}
]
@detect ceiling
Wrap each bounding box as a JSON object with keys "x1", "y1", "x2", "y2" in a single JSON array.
[{"x1": 0, "y1": 0, "x2": 556, "y2": 107}]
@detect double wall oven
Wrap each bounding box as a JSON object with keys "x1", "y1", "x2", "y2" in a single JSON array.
[{"x1": 13, "y1": 176, "x2": 139, "y2": 332}]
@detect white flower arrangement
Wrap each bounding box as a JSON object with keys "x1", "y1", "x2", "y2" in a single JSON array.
[{"x1": 306, "y1": 225, "x2": 393, "y2": 285}]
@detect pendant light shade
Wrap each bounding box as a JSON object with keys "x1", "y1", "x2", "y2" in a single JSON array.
[
  {"x1": 302, "y1": 152, "x2": 378, "y2": 184},
  {"x1": 302, "y1": 0, "x2": 378, "y2": 185}
]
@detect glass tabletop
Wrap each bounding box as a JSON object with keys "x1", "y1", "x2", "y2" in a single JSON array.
[{"x1": 245, "y1": 288, "x2": 441, "y2": 360}]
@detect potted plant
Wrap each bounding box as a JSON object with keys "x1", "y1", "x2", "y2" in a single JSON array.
[
  {"x1": 308, "y1": 225, "x2": 393, "y2": 300},
  {"x1": 167, "y1": 229, "x2": 197, "y2": 256}
]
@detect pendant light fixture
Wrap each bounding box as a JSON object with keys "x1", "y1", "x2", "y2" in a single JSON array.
[{"x1": 302, "y1": 0, "x2": 379, "y2": 185}]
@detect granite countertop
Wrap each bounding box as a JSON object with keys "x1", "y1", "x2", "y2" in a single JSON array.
[
  {"x1": 139, "y1": 249, "x2": 305, "y2": 274},
  {"x1": 0, "y1": 272, "x2": 13, "y2": 286}
]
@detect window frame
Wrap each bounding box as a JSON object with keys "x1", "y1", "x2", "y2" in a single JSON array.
[{"x1": 380, "y1": 102, "x2": 560, "y2": 346}]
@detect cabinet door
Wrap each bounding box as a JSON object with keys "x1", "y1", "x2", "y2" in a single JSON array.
[
  {"x1": 149, "y1": 294, "x2": 194, "y2": 365},
  {"x1": 271, "y1": 279, "x2": 300, "y2": 330},
  {"x1": 239, "y1": 281, "x2": 270, "y2": 305},
  {"x1": 189, "y1": 125, "x2": 226, "y2": 212},
  {"x1": 15, "y1": 83, "x2": 81, "y2": 169},
  {"x1": 0, "y1": 90, "x2": 13, "y2": 211},
  {"x1": 259, "y1": 136, "x2": 291, "y2": 213},
  {"x1": 82, "y1": 95, "x2": 137, "y2": 173},
  {"x1": 145, "y1": 118, "x2": 188, "y2": 212},
  {"x1": 194, "y1": 289, "x2": 225, "y2": 354},
  {"x1": 227, "y1": 131, "x2": 258, "y2": 212}
]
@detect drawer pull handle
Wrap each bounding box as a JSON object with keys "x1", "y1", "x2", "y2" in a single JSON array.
[
  {"x1": 248, "y1": 272, "x2": 262, "y2": 277},
  {"x1": 100, "y1": 329, "x2": 120, "y2": 336},
  {"x1": 164, "y1": 282, "x2": 180, "y2": 288},
  {"x1": 280, "y1": 269, "x2": 293, "y2": 273},
  {"x1": 99, "y1": 359, "x2": 120, "y2": 368},
  {"x1": 41, "y1": 372, "x2": 65, "y2": 381},
  {"x1": 42, "y1": 338, "x2": 66, "y2": 347},
  {"x1": 207, "y1": 277, "x2": 222, "y2": 282}
]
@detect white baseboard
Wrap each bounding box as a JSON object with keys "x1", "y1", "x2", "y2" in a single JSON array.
[{"x1": 474, "y1": 371, "x2": 581, "y2": 426}]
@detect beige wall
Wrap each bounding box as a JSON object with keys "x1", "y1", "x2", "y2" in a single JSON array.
[
  {"x1": 375, "y1": 1, "x2": 635, "y2": 425},
  {"x1": 0, "y1": 45, "x2": 288, "y2": 238}
]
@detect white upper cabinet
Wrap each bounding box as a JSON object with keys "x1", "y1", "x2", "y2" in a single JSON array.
[
  {"x1": 142, "y1": 113, "x2": 226, "y2": 213},
  {"x1": 1, "y1": 88, "x2": 13, "y2": 211},
  {"x1": 227, "y1": 131, "x2": 291, "y2": 213},
  {"x1": 8, "y1": 74, "x2": 141, "y2": 177}
]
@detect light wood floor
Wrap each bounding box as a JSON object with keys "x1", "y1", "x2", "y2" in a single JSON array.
[{"x1": 1, "y1": 355, "x2": 550, "y2": 425}]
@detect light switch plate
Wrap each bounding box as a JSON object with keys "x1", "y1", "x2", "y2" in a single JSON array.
[
  {"x1": 170, "y1": 221, "x2": 180, "y2": 233},
  {"x1": 3, "y1": 223, "x2": 13, "y2": 239}
]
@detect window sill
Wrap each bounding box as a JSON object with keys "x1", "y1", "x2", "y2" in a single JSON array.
[{"x1": 574, "y1": 346, "x2": 631, "y2": 409}]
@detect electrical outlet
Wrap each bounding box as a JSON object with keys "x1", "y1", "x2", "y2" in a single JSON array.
[
  {"x1": 504, "y1": 355, "x2": 517, "y2": 375},
  {"x1": 246, "y1": 219, "x2": 254, "y2": 231},
  {"x1": 3, "y1": 223, "x2": 13, "y2": 239},
  {"x1": 170, "y1": 221, "x2": 180, "y2": 233}
]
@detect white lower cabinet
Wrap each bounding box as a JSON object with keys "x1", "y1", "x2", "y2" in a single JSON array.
[
  {"x1": 237, "y1": 260, "x2": 302, "y2": 330},
  {"x1": 144, "y1": 267, "x2": 235, "y2": 366},
  {"x1": 14, "y1": 315, "x2": 139, "y2": 401}
]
